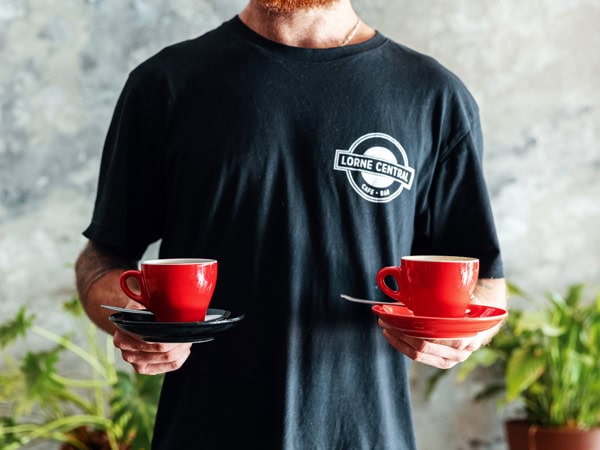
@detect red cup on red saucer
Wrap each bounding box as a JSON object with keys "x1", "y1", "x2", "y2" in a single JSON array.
[
  {"x1": 377, "y1": 255, "x2": 479, "y2": 318},
  {"x1": 374, "y1": 255, "x2": 506, "y2": 338}
]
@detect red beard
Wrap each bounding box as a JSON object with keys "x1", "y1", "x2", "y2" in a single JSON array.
[{"x1": 255, "y1": 0, "x2": 338, "y2": 13}]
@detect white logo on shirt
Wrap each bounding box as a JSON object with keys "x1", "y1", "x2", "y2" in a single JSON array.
[{"x1": 333, "y1": 133, "x2": 415, "y2": 203}]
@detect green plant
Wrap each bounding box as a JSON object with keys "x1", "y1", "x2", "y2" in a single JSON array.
[
  {"x1": 426, "y1": 282, "x2": 600, "y2": 430},
  {"x1": 0, "y1": 298, "x2": 163, "y2": 450}
]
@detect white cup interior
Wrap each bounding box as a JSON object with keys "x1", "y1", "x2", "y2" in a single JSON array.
[
  {"x1": 402, "y1": 255, "x2": 478, "y2": 262},
  {"x1": 141, "y1": 258, "x2": 217, "y2": 265}
]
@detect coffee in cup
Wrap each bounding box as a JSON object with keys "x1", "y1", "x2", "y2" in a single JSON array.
[
  {"x1": 376, "y1": 255, "x2": 479, "y2": 317},
  {"x1": 119, "y1": 258, "x2": 217, "y2": 322}
]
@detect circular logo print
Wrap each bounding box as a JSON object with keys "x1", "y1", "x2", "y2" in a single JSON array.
[{"x1": 334, "y1": 133, "x2": 415, "y2": 203}]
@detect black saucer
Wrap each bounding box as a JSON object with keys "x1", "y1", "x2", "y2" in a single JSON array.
[{"x1": 109, "y1": 308, "x2": 244, "y2": 343}]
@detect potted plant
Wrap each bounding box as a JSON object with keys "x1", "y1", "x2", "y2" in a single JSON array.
[
  {"x1": 0, "y1": 297, "x2": 163, "y2": 450},
  {"x1": 426, "y1": 282, "x2": 600, "y2": 450}
]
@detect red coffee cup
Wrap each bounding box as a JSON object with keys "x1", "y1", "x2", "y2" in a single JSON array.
[
  {"x1": 376, "y1": 255, "x2": 479, "y2": 317},
  {"x1": 119, "y1": 258, "x2": 217, "y2": 322}
]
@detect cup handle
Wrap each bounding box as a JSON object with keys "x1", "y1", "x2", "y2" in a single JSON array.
[
  {"x1": 119, "y1": 270, "x2": 149, "y2": 307},
  {"x1": 376, "y1": 266, "x2": 407, "y2": 303}
]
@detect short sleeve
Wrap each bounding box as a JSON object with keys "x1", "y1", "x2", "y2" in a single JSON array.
[
  {"x1": 413, "y1": 114, "x2": 504, "y2": 278},
  {"x1": 83, "y1": 68, "x2": 170, "y2": 260}
]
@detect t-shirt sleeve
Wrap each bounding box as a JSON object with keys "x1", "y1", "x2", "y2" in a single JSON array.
[
  {"x1": 83, "y1": 68, "x2": 170, "y2": 260},
  {"x1": 413, "y1": 111, "x2": 504, "y2": 279}
]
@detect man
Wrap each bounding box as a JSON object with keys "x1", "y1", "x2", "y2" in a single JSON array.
[{"x1": 75, "y1": 0, "x2": 506, "y2": 448}]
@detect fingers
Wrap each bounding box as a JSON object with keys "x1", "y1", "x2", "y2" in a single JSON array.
[
  {"x1": 379, "y1": 319, "x2": 478, "y2": 370},
  {"x1": 113, "y1": 330, "x2": 192, "y2": 375},
  {"x1": 123, "y1": 299, "x2": 146, "y2": 310}
]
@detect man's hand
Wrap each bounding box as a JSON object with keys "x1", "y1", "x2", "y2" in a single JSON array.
[
  {"x1": 377, "y1": 278, "x2": 507, "y2": 369},
  {"x1": 75, "y1": 240, "x2": 194, "y2": 375},
  {"x1": 113, "y1": 331, "x2": 192, "y2": 375},
  {"x1": 378, "y1": 322, "x2": 484, "y2": 369}
]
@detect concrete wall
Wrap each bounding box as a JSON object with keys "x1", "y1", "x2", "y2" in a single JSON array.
[{"x1": 1, "y1": 1, "x2": 599, "y2": 449}]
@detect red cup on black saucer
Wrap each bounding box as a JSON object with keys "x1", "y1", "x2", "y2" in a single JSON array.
[{"x1": 119, "y1": 258, "x2": 217, "y2": 322}]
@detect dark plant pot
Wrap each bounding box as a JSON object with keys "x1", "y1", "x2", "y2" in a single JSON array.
[
  {"x1": 505, "y1": 419, "x2": 600, "y2": 450},
  {"x1": 59, "y1": 426, "x2": 131, "y2": 450}
]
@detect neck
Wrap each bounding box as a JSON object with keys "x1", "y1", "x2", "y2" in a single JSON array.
[{"x1": 239, "y1": 0, "x2": 374, "y2": 48}]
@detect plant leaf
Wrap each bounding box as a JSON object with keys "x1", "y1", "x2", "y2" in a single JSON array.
[
  {"x1": 473, "y1": 383, "x2": 506, "y2": 402},
  {"x1": 19, "y1": 346, "x2": 68, "y2": 416},
  {"x1": 62, "y1": 297, "x2": 84, "y2": 317},
  {"x1": 506, "y1": 346, "x2": 545, "y2": 402},
  {"x1": 514, "y1": 311, "x2": 547, "y2": 333},
  {"x1": 0, "y1": 417, "x2": 26, "y2": 448},
  {"x1": 540, "y1": 324, "x2": 565, "y2": 337},
  {"x1": 564, "y1": 283, "x2": 585, "y2": 308},
  {"x1": 506, "y1": 281, "x2": 531, "y2": 299},
  {"x1": 456, "y1": 347, "x2": 501, "y2": 382},
  {"x1": 110, "y1": 370, "x2": 163, "y2": 449},
  {"x1": 0, "y1": 308, "x2": 35, "y2": 349},
  {"x1": 423, "y1": 368, "x2": 449, "y2": 401}
]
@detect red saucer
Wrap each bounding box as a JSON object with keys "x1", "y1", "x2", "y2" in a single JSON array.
[{"x1": 372, "y1": 304, "x2": 507, "y2": 339}]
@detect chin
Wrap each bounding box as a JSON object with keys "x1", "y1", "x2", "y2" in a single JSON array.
[{"x1": 255, "y1": 0, "x2": 338, "y2": 14}]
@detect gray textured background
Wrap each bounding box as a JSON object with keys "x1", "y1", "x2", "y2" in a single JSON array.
[{"x1": 1, "y1": 1, "x2": 599, "y2": 449}]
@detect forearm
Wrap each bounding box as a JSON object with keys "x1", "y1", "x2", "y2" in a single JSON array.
[
  {"x1": 75, "y1": 241, "x2": 138, "y2": 334},
  {"x1": 473, "y1": 277, "x2": 507, "y2": 345}
]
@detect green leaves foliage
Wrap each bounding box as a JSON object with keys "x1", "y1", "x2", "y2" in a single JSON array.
[
  {"x1": 505, "y1": 346, "x2": 545, "y2": 402},
  {"x1": 0, "y1": 298, "x2": 163, "y2": 449},
  {"x1": 427, "y1": 283, "x2": 600, "y2": 430},
  {"x1": 0, "y1": 308, "x2": 34, "y2": 349},
  {"x1": 110, "y1": 371, "x2": 163, "y2": 449}
]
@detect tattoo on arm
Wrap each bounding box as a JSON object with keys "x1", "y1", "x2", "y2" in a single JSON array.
[
  {"x1": 75, "y1": 242, "x2": 137, "y2": 303},
  {"x1": 476, "y1": 279, "x2": 496, "y2": 291}
]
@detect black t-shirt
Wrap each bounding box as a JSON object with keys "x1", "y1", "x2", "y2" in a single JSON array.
[{"x1": 85, "y1": 16, "x2": 503, "y2": 450}]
